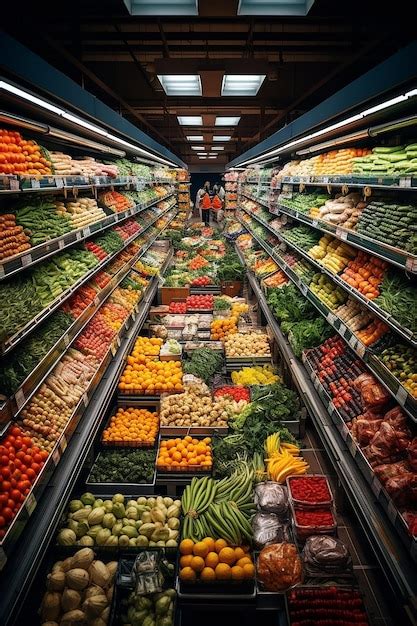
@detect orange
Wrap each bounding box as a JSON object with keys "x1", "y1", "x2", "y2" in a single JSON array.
[
  {"x1": 236, "y1": 557, "x2": 252, "y2": 568},
  {"x1": 242, "y1": 563, "x2": 255, "y2": 579},
  {"x1": 205, "y1": 551, "x2": 219, "y2": 569},
  {"x1": 179, "y1": 567, "x2": 196, "y2": 582},
  {"x1": 180, "y1": 555, "x2": 193, "y2": 568},
  {"x1": 180, "y1": 539, "x2": 194, "y2": 555},
  {"x1": 202, "y1": 537, "x2": 215, "y2": 552},
  {"x1": 215, "y1": 563, "x2": 231, "y2": 580},
  {"x1": 231, "y1": 566, "x2": 245, "y2": 581},
  {"x1": 193, "y1": 541, "x2": 209, "y2": 558},
  {"x1": 214, "y1": 538, "x2": 228, "y2": 553},
  {"x1": 190, "y1": 556, "x2": 205, "y2": 572},
  {"x1": 218, "y1": 547, "x2": 236, "y2": 566},
  {"x1": 234, "y1": 547, "x2": 246, "y2": 561},
  {"x1": 200, "y1": 567, "x2": 216, "y2": 582}
]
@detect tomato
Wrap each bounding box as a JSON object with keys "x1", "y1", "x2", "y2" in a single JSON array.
[
  {"x1": 12, "y1": 469, "x2": 21, "y2": 480},
  {"x1": 1, "y1": 480, "x2": 11, "y2": 492},
  {"x1": 30, "y1": 463, "x2": 41, "y2": 474},
  {"x1": 26, "y1": 468, "x2": 36, "y2": 480},
  {"x1": 7, "y1": 499, "x2": 15, "y2": 510},
  {"x1": 22, "y1": 437, "x2": 32, "y2": 447},
  {"x1": 0, "y1": 455, "x2": 9, "y2": 466},
  {"x1": 17, "y1": 480, "x2": 30, "y2": 491},
  {"x1": 14, "y1": 438, "x2": 23, "y2": 450},
  {"x1": 23, "y1": 455, "x2": 32, "y2": 466},
  {"x1": 0, "y1": 467, "x2": 11, "y2": 479},
  {"x1": 2, "y1": 508, "x2": 13, "y2": 521},
  {"x1": 33, "y1": 454, "x2": 42, "y2": 464},
  {"x1": 0, "y1": 516, "x2": 6, "y2": 528},
  {"x1": 10, "y1": 490, "x2": 20, "y2": 502},
  {"x1": 19, "y1": 465, "x2": 28, "y2": 474},
  {"x1": 10, "y1": 427, "x2": 21, "y2": 437},
  {"x1": 14, "y1": 459, "x2": 22, "y2": 469},
  {"x1": 0, "y1": 494, "x2": 8, "y2": 507},
  {"x1": 16, "y1": 451, "x2": 25, "y2": 461}
]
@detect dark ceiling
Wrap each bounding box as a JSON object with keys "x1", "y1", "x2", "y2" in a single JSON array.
[{"x1": 1, "y1": 0, "x2": 416, "y2": 168}]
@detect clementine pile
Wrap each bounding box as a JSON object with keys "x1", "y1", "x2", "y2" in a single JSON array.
[
  {"x1": 157, "y1": 436, "x2": 212, "y2": 470},
  {"x1": 101, "y1": 407, "x2": 159, "y2": 445},
  {"x1": 179, "y1": 537, "x2": 254, "y2": 582}
]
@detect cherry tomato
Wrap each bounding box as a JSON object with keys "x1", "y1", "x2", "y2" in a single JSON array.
[
  {"x1": 2, "y1": 507, "x2": 13, "y2": 521},
  {"x1": 10, "y1": 490, "x2": 20, "y2": 502},
  {"x1": 26, "y1": 468, "x2": 36, "y2": 480},
  {"x1": 0, "y1": 516, "x2": 6, "y2": 528}
]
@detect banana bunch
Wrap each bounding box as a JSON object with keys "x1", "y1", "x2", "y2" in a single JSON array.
[
  {"x1": 264, "y1": 433, "x2": 309, "y2": 483},
  {"x1": 181, "y1": 467, "x2": 256, "y2": 545}
]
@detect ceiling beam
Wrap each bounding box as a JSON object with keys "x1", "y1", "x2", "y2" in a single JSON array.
[
  {"x1": 74, "y1": 43, "x2": 357, "y2": 53},
  {"x1": 41, "y1": 35, "x2": 175, "y2": 150}
]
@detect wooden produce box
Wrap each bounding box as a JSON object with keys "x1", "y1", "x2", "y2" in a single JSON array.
[{"x1": 160, "y1": 286, "x2": 190, "y2": 305}]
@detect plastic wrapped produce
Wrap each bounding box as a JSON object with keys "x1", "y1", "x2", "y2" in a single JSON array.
[
  {"x1": 252, "y1": 512, "x2": 291, "y2": 548},
  {"x1": 257, "y1": 543, "x2": 302, "y2": 591},
  {"x1": 301, "y1": 535, "x2": 352, "y2": 577},
  {"x1": 254, "y1": 481, "x2": 289, "y2": 518}
]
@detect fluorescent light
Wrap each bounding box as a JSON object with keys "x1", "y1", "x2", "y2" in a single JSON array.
[
  {"x1": 222, "y1": 75, "x2": 266, "y2": 96},
  {"x1": 238, "y1": 0, "x2": 316, "y2": 16},
  {"x1": 199, "y1": 156, "x2": 207, "y2": 159},
  {"x1": 212, "y1": 146, "x2": 225, "y2": 151},
  {"x1": 158, "y1": 75, "x2": 202, "y2": 96},
  {"x1": 191, "y1": 146, "x2": 205, "y2": 150},
  {"x1": 208, "y1": 153, "x2": 217, "y2": 156},
  {"x1": 213, "y1": 136, "x2": 231, "y2": 141},
  {"x1": 197, "y1": 152, "x2": 208, "y2": 156},
  {"x1": 187, "y1": 135, "x2": 204, "y2": 141},
  {"x1": 235, "y1": 87, "x2": 417, "y2": 167},
  {"x1": 124, "y1": 0, "x2": 198, "y2": 15},
  {"x1": 208, "y1": 156, "x2": 217, "y2": 159},
  {"x1": 0, "y1": 79, "x2": 179, "y2": 167},
  {"x1": 177, "y1": 116, "x2": 203, "y2": 125},
  {"x1": 215, "y1": 116, "x2": 241, "y2": 126}
]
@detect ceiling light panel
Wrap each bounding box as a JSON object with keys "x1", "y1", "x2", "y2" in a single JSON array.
[
  {"x1": 158, "y1": 75, "x2": 202, "y2": 96},
  {"x1": 124, "y1": 0, "x2": 198, "y2": 15},
  {"x1": 208, "y1": 156, "x2": 217, "y2": 159},
  {"x1": 213, "y1": 136, "x2": 231, "y2": 141},
  {"x1": 177, "y1": 116, "x2": 203, "y2": 125},
  {"x1": 197, "y1": 152, "x2": 208, "y2": 156},
  {"x1": 187, "y1": 135, "x2": 204, "y2": 141},
  {"x1": 199, "y1": 156, "x2": 207, "y2": 159},
  {"x1": 212, "y1": 146, "x2": 225, "y2": 150},
  {"x1": 215, "y1": 116, "x2": 241, "y2": 126},
  {"x1": 191, "y1": 146, "x2": 205, "y2": 150},
  {"x1": 221, "y1": 75, "x2": 266, "y2": 96},
  {"x1": 238, "y1": 0, "x2": 315, "y2": 16}
]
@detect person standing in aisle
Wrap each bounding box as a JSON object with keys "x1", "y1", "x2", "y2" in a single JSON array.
[
  {"x1": 195, "y1": 182, "x2": 212, "y2": 225},
  {"x1": 195, "y1": 181, "x2": 210, "y2": 219}
]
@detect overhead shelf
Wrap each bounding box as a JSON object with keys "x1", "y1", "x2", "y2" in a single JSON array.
[
  {"x1": 0, "y1": 191, "x2": 175, "y2": 279},
  {"x1": 236, "y1": 215, "x2": 417, "y2": 421},
  {"x1": 241, "y1": 188, "x2": 417, "y2": 274},
  {"x1": 236, "y1": 246, "x2": 417, "y2": 621},
  {"x1": 1, "y1": 201, "x2": 176, "y2": 355},
  {"x1": 239, "y1": 202, "x2": 417, "y2": 347}
]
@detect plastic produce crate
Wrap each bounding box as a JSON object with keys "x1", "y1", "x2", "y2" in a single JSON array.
[{"x1": 286, "y1": 475, "x2": 333, "y2": 508}]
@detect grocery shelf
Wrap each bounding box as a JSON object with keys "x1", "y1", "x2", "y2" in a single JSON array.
[
  {"x1": 0, "y1": 245, "x2": 174, "y2": 610},
  {"x1": 241, "y1": 189, "x2": 417, "y2": 274},
  {"x1": 239, "y1": 203, "x2": 417, "y2": 348},
  {"x1": 236, "y1": 216, "x2": 417, "y2": 422},
  {"x1": 0, "y1": 202, "x2": 176, "y2": 356},
  {"x1": 237, "y1": 249, "x2": 417, "y2": 622},
  {"x1": 0, "y1": 173, "x2": 162, "y2": 195},
  {"x1": 280, "y1": 175, "x2": 417, "y2": 191},
  {"x1": 0, "y1": 191, "x2": 175, "y2": 280}
]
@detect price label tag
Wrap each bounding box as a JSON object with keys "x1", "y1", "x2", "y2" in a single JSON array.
[
  {"x1": 0, "y1": 264, "x2": 5, "y2": 278},
  {"x1": 387, "y1": 499, "x2": 398, "y2": 524},
  {"x1": 132, "y1": 310, "x2": 136, "y2": 321},
  {"x1": 10, "y1": 178, "x2": 19, "y2": 191},
  {"x1": 371, "y1": 477, "x2": 382, "y2": 498},
  {"x1": 322, "y1": 176, "x2": 329, "y2": 183},
  {"x1": 300, "y1": 283, "x2": 308, "y2": 296},
  {"x1": 326, "y1": 312, "x2": 336, "y2": 325},
  {"x1": 94, "y1": 297, "x2": 100, "y2": 307},
  {"x1": 21, "y1": 254, "x2": 32, "y2": 267},
  {"x1": 313, "y1": 376, "x2": 321, "y2": 391},
  {"x1": 55, "y1": 177, "x2": 64, "y2": 189},
  {"x1": 0, "y1": 547, "x2": 7, "y2": 571},
  {"x1": 110, "y1": 343, "x2": 117, "y2": 357},
  {"x1": 396, "y1": 384, "x2": 408, "y2": 405},
  {"x1": 83, "y1": 226, "x2": 91, "y2": 238},
  {"x1": 75, "y1": 230, "x2": 82, "y2": 241},
  {"x1": 63, "y1": 334, "x2": 70, "y2": 347},
  {"x1": 349, "y1": 335, "x2": 358, "y2": 350},
  {"x1": 347, "y1": 436, "x2": 357, "y2": 457},
  {"x1": 60, "y1": 436, "x2": 67, "y2": 453},
  {"x1": 327, "y1": 400, "x2": 335, "y2": 415},
  {"x1": 52, "y1": 448, "x2": 61, "y2": 466},
  {"x1": 31, "y1": 179, "x2": 40, "y2": 189},
  {"x1": 399, "y1": 177, "x2": 412, "y2": 188},
  {"x1": 406, "y1": 257, "x2": 417, "y2": 273},
  {"x1": 82, "y1": 393, "x2": 88, "y2": 408},
  {"x1": 339, "y1": 323, "x2": 347, "y2": 337},
  {"x1": 58, "y1": 239, "x2": 65, "y2": 250},
  {"x1": 25, "y1": 492, "x2": 37, "y2": 515},
  {"x1": 312, "y1": 219, "x2": 319, "y2": 227},
  {"x1": 15, "y1": 388, "x2": 26, "y2": 411},
  {"x1": 336, "y1": 228, "x2": 348, "y2": 241},
  {"x1": 341, "y1": 422, "x2": 349, "y2": 441},
  {"x1": 356, "y1": 341, "x2": 366, "y2": 358}
]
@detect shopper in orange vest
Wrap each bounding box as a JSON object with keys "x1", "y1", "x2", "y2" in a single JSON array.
[{"x1": 200, "y1": 192, "x2": 212, "y2": 225}]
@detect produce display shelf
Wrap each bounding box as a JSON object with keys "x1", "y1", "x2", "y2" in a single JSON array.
[
  {"x1": 225, "y1": 356, "x2": 272, "y2": 371},
  {"x1": 302, "y1": 352, "x2": 417, "y2": 563},
  {"x1": 0, "y1": 275, "x2": 157, "y2": 562},
  {"x1": 280, "y1": 174, "x2": 417, "y2": 190},
  {"x1": 0, "y1": 268, "x2": 162, "y2": 623},
  {"x1": 190, "y1": 286, "x2": 221, "y2": 294},
  {"x1": 240, "y1": 204, "x2": 417, "y2": 348},
  {"x1": 160, "y1": 426, "x2": 228, "y2": 436},
  {"x1": 241, "y1": 189, "x2": 417, "y2": 274},
  {"x1": 237, "y1": 217, "x2": 417, "y2": 422},
  {"x1": 137, "y1": 209, "x2": 178, "y2": 258},
  {"x1": 0, "y1": 173, "x2": 160, "y2": 194},
  {"x1": 85, "y1": 452, "x2": 157, "y2": 495},
  {"x1": 0, "y1": 191, "x2": 175, "y2": 280},
  {"x1": 0, "y1": 203, "x2": 176, "y2": 356},
  {"x1": 0, "y1": 234, "x2": 159, "y2": 429},
  {"x1": 237, "y1": 248, "x2": 417, "y2": 619}
]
